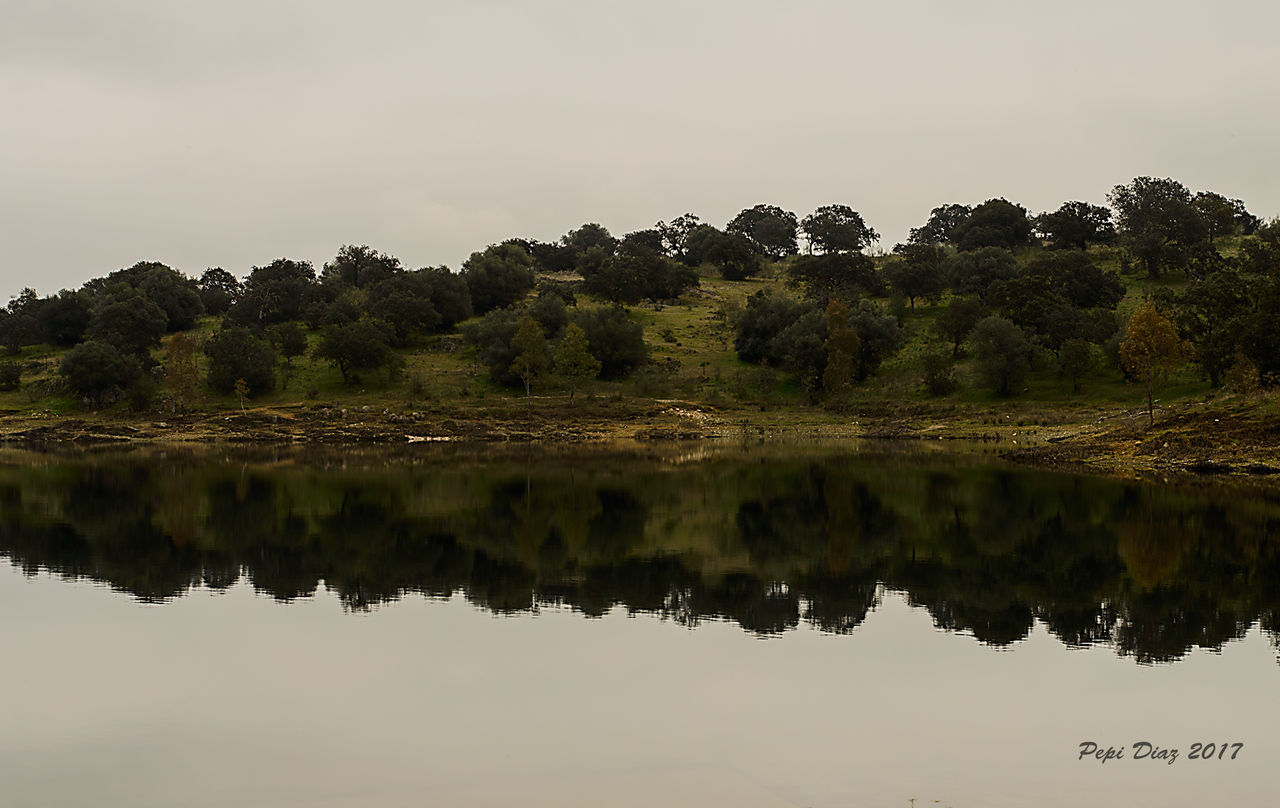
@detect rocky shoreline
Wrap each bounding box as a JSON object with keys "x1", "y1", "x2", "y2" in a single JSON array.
[{"x1": 1, "y1": 398, "x2": 1276, "y2": 486}]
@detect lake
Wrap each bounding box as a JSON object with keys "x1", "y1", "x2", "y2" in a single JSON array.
[{"x1": 1, "y1": 442, "x2": 1277, "y2": 807}]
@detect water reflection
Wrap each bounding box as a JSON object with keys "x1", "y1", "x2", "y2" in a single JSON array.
[{"x1": 2, "y1": 445, "x2": 1278, "y2": 664}]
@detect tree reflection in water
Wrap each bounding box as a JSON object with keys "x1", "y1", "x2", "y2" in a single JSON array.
[{"x1": 2, "y1": 446, "x2": 1279, "y2": 664}]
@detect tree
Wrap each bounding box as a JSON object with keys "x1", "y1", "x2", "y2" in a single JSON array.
[
  {"x1": 417, "y1": 266, "x2": 474, "y2": 328},
  {"x1": 788, "y1": 253, "x2": 883, "y2": 302},
  {"x1": 1174, "y1": 269, "x2": 1250, "y2": 387},
  {"x1": 1059, "y1": 338, "x2": 1095, "y2": 393},
  {"x1": 553, "y1": 323, "x2": 600, "y2": 404},
  {"x1": 561, "y1": 223, "x2": 618, "y2": 255},
  {"x1": 1034, "y1": 201, "x2": 1115, "y2": 250},
  {"x1": 509, "y1": 314, "x2": 549, "y2": 397},
  {"x1": 60, "y1": 341, "x2": 129, "y2": 407},
  {"x1": 1108, "y1": 177, "x2": 1207, "y2": 278},
  {"x1": 273, "y1": 321, "x2": 308, "y2": 366},
  {"x1": 934, "y1": 297, "x2": 984, "y2": 357},
  {"x1": 368, "y1": 274, "x2": 440, "y2": 344},
  {"x1": 461, "y1": 243, "x2": 536, "y2": 314},
  {"x1": 972, "y1": 316, "x2": 1031, "y2": 396},
  {"x1": 800, "y1": 205, "x2": 879, "y2": 254},
  {"x1": 655, "y1": 213, "x2": 702, "y2": 260},
  {"x1": 845, "y1": 301, "x2": 904, "y2": 380},
  {"x1": 701, "y1": 230, "x2": 762, "y2": 281},
  {"x1": 86, "y1": 292, "x2": 168, "y2": 359},
  {"x1": 908, "y1": 203, "x2": 972, "y2": 245},
  {"x1": 1120, "y1": 301, "x2": 1189, "y2": 425},
  {"x1": 619, "y1": 229, "x2": 666, "y2": 255},
  {"x1": 945, "y1": 248, "x2": 1019, "y2": 300},
  {"x1": 164, "y1": 332, "x2": 199, "y2": 411},
  {"x1": 734, "y1": 290, "x2": 815, "y2": 364},
  {"x1": 233, "y1": 378, "x2": 249, "y2": 412},
  {"x1": 727, "y1": 204, "x2": 799, "y2": 260},
  {"x1": 35, "y1": 290, "x2": 92, "y2": 347},
  {"x1": 320, "y1": 244, "x2": 402, "y2": 289},
  {"x1": 138, "y1": 265, "x2": 204, "y2": 330},
  {"x1": 1192, "y1": 192, "x2": 1240, "y2": 244},
  {"x1": 580, "y1": 248, "x2": 697, "y2": 304},
  {"x1": 229, "y1": 258, "x2": 318, "y2": 325},
  {"x1": 198, "y1": 267, "x2": 241, "y2": 315},
  {"x1": 315, "y1": 320, "x2": 395, "y2": 383},
  {"x1": 884, "y1": 244, "x2": 947, "y2": 309},
  {"x1": 572, "y1": 305, "x2": 647, "y2": 379},
  {"x1": 204, "y1": 326, "x2": 276, "y2": 395},
  {"x1": 951, "y1": 198, "x2": 1033, "y2": 251}
]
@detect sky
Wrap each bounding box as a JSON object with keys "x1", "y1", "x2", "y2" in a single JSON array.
[{"x1": 2, "y1": 0, "x2": 1279, "y2": 298}]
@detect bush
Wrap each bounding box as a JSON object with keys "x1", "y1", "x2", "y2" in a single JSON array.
[
  {"x1": 972, "y1": 316, "x2": 1031, "y2": 395},
  {"x1": 922, "y1": 352, "x2": 958, "y2": 395},
  {"x1": 60, "y1": 341, "x2": 129, "y2": 407},
  {"x1": 315, "y1": 320, "x2": 396, "y2": 383},
  {"x1": 0, "y1": 363, "x2": 19, "y2": 391},
  {"x1": 573, "y1": 305, "x2": 648, "y2": 379},
  {"x1": 204, "y1": 326, "x2": 276, "y2": 395}
]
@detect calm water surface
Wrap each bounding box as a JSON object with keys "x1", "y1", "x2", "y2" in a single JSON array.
[{"x1": 1, "y1": 443, "x2": 1277, "y2": 807}]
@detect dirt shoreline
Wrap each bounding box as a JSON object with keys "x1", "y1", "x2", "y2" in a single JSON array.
[{"x1": 1, "y1": 398, "x2": 1277, "y2": 485}]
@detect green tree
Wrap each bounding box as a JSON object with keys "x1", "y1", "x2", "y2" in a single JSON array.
[
  {"x1": 204, "y1": 326, "x2": 276, "y2": 395},
  {"x1": 655, "y1": 213, "x2": 702, "y2": 260},
  {"x1": 1120, "y1": 301, "x2": 1188, "y2": 425},
  {"x1": 368, "y1": 274, "x2": 440, "y2": 344},
  {"x1": 561, "y1": 223, "x2": 618, "y2": 255},
  {"x1": 553, "y1": 322, "x2": 600, "y2": 404},
  {"x1": 198, "y1": 267, "x2": 241, "y2": 315},
  {"x1": 509, "y1": 313, "x2": 549, "y2": 396},
  {"x1": 1191, "y1": 192, "x2": 1240, "y2": 244},
  {"x1": 884, "y1": 244, "x2": 946, "y2": 309},
  {"x1": 1034, "y1": 201, "x2": 1115, "y2": 250},
  {"x1": 1107, "y1": 177, "x2": 1207, "y2": 278},
  {"x1": 320, "y1": 244, "x2": 402, "y2": 289},
  {"x1": 461, "y1": 243, "x2": 537, "y2": 314},
  {"x1": 315, "y1": 320, "x2": 395, "y2": 383},
  {"x1": 972, "y1": 316, "x2": 1031, "y2": 396},
  {"x1": 787, "y1": 253, "x2": 883, "y2": 302},
  {"x1": 907, "y1": 203, "x2": 972, "y2": 245},
  {"x1": 228, "y1": 258, "x2": 318, "y2": 325},
  {"x1": 951, "y1": 198, "x2": 1033, "y2": 251},
  {"x1": 727, "y1": 204, "x2": 799, "y2": 260},
  {"x1": 1059, "y1": 338, "x2": 1095, "y2": 393},
  {"x1": 846, "y1": 301, "x2": 904, "y2": 380},
  {"x1": 138, "y1": 265, "x2": 204, "y2": 331},
  {"x1": 573, "y1": 305, "x2": 647, "y2": 379},
  {"x1": 86, "y1": 292, "x2": 168, "y2": 359},
  {"x1": 800, "y1": 205, "x2": 879, "y2": 254},
  {"x1": 701, "y1": 230, "x2": 762, "y2": 281},
  {"x1": 60, "y1": 341, "x2": 129, "y2": 407},
  {"x1": 273, "y1": 321, "x2": 308, "y2": 366},
  {"x1": 934, "y1": 296, "x2": 984, "y2": 357},
  {"x1": 35, "y1": 289, "x2": 92, "y2": 347}
]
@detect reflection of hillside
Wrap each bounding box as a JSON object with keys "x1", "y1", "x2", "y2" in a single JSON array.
[{"x1": 2, "y1": 449, "x2": 1280, "y2": 664}]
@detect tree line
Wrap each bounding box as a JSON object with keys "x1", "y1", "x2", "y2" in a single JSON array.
[{"x1": 0, "y1": 175, "x2": 1273, "y2": 410}]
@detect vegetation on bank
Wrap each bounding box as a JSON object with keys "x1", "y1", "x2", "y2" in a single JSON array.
[{"x1": 0, "y1": 175, "x2": 1276, "y2": 433}]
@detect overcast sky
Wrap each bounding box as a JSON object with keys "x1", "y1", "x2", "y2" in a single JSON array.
[{"x1": 2, "y1": 0, "x2": 1278, "y2": 298}]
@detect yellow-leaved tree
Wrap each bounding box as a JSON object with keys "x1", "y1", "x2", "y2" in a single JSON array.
[{"x1": 1119, "y1": 301, "x2": 1188, "y2": 426}]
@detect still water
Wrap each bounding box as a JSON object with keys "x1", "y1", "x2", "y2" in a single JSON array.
[{"x1": 1, "y1": 443, "x2": 1277, "y2": 807}]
